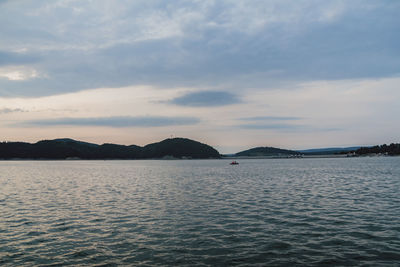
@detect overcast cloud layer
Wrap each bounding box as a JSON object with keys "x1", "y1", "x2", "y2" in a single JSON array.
[
  {"x1": 0, "y1": 0, "x2": 399, "y2": 152},
  {"x1": 1, "y1": 0, "x2": 399, "y2": 97}
]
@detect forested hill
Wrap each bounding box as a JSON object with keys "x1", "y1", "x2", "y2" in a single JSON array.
[
  {"x1": 0, "y1": 138, "x2": 220, "y2": 159},
  {"x1": 355, "y1": 143, "x2": 400, "y2": 155},
  {"x1": 235, "y1": 147, "x2": 300, "y2": 157}
]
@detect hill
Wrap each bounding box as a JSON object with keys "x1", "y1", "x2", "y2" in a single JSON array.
[
  {"x1": 0, "y1": 138, "x2": 220, "y2": 159},
  {"x1": 355, "y1": 143, "x2": 400, "y2": 155},
  {"x1": 298, "y1": 147, "x2": 361, "y2": 155},
  {"x1": 235, "y1": 147, "x2": 300, "y2": 157},
  {"x1": 143, "y1": 138, "x2": 220, "y2": 159}
]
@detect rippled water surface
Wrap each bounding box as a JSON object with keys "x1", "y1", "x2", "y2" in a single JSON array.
[{"x1": 1, "y1": 158, "x2": 400, "y2": 266}]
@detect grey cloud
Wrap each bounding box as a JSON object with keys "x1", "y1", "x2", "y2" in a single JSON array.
[
  {"x1": 0, "y1": 108, "x2": 25, "y2": 114},
  {"x1": 170, "y1": 91, "x2": 241, "y2": 107},
  {"x1": 0, "y1": 51, "x2": 39, "y2": 66},
  {"x1": 20, "y1": 116, "x2": 200, "y2": 127},
  {"x1": 0, "y1": 1, "x2": 399, "y2": 97},
  {"x1": 239, "y1": 124, "x2": 307, "y2": 130},
  {"x1": 237, "y1": 123, "x2": 341, "y2": 132},
  {"x1": 239, "y1": 116, "x2": 302, "y2": 121}
]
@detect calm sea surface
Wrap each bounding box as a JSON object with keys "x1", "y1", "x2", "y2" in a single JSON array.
[{"x1": 1, "y1": 158, "x2": 400, "y2": 266}]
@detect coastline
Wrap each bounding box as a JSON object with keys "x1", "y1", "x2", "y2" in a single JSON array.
[{"x1": 1, "y1": 154, "x2": 397, "y2": 161}]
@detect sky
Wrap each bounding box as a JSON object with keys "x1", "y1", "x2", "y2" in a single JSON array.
[{"x1": 0, "y1": 0, "x2": 399, "y2": 153}]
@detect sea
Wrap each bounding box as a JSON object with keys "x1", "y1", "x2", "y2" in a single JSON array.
[{"x1": 1, "y1": 157, "x2": 400, "y2": 266}]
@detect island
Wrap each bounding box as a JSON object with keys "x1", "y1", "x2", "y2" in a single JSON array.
[{"x1": 233, "y1": 146, "x2": 301, "y2": 158}]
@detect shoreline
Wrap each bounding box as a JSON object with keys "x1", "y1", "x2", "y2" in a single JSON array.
[{"x1": 0, "y1": 154, "x2": 398, "y2": 161}]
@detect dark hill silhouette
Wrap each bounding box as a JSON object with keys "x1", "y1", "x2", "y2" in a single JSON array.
[
  {"x1": 143, "y1": 138, "x2": 220, "y2": 159},
  {"x1": 235, "y1": 146, "x2": 300, "y2": 157},
  {"x1": 0, "y1": 138, "x2": 220, "y2": 159},
  {"x1": 297, "y1": 147, "x2": 361, "y2": 155},
  {"x1": 355, "y1": 143, "x2": 400, "y2": 155},
  {"x1": 53, "y1": 138, "x2": 99, "y2": 147}
]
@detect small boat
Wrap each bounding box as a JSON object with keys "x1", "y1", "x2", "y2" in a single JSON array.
[{"x1": 230, "y1": 160, "x2": 239, "y2": 165}]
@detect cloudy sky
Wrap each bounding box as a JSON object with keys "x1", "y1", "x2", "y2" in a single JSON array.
[{"x1": 0, "y1": 0, "x2": 399, "y2": 153}]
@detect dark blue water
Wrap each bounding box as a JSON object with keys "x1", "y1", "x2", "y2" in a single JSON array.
[{"x1": 1, "y1": 158, "x2": 400, "y2": 266}]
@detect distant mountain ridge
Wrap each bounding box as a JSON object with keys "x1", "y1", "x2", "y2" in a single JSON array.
[
  {"x1": 297, "y1": 147, "x2": 361, "y2": 155},
  {"x1": 235, "y1": 147, "x2": 300, "y2": 157},
  {"x1": 233, "y1": 146, "x2": 366, "y2": 157},
  {"x1": 0, "y1": 138, "x2": 220, "y2": 159}
]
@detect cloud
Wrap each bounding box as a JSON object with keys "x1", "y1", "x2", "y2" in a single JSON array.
[
  {"x1": 0, "y1": 108, "x2": 25, "y2": 114},
  {"x1": 0, "y1": 51, "x2": 39, "y2": 66},
  {"x1": 238, "y1": 123, "x2": 306, "y2": 130},
  {"x1": 169, "y1": 91, "x2": 241, "y2": 107},
  {"x1": 0, "y1": 1, "x2": 399, "y2": 97},
  {"x1": 239, "y1": 116, "x2": 302, "y2": 121},
  {"x1": 20, "y1": 116, "x2": 200, "y2": 127},
  {"x1": 0, "y1": 66, "x2": 41, "y2": 81},
  {"x1": 237, "y1": 123, "x2": 341, "y2": 132}
]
